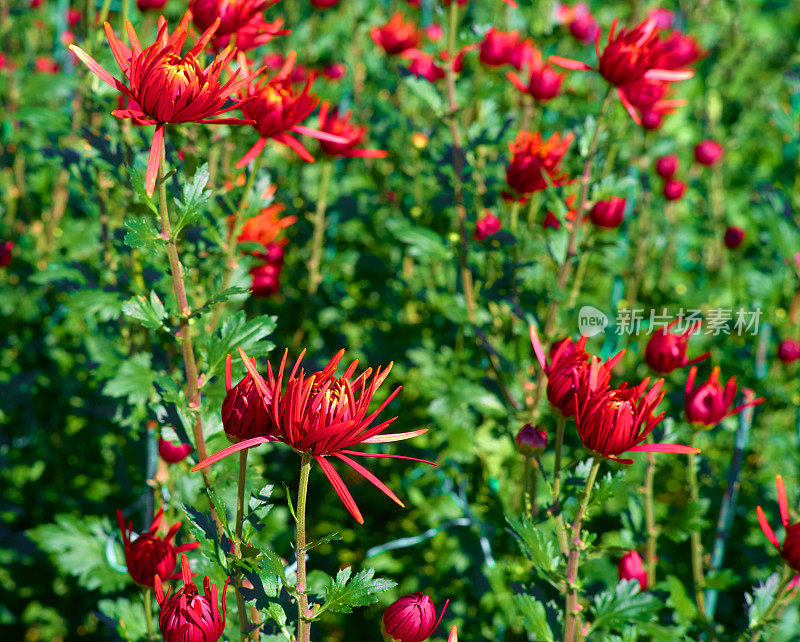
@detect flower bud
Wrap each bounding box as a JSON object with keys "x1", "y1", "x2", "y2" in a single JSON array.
[
  {"x1": 158, "y1": 438, "x2": 193, "y2": 464},
  {"x1": 778, "y1": 340, "x2": 800, "y2": 364},
  {"x1": 645, "y1": 321, "x2": 709, "y2": 374},
  {"x1": 589, "y1": 197, "x2": 626, "y2": 229},
  {"x1": 221, "y1": 355, "x2": 272, "y2": 443},
  {"x1": 382, "y1": 593, "x2": 448, "y2": 642},
  {"x1": 515, "y1": 424, "x2": 548, "y2": 456},
  {"x1": 0, "y1": 240, "x2": 12, "y2": 267},
  {"x1": 569, "y1": 14, "x2": 600, "y2": 44},
  {"x1": 684, "y1": 367, "x2": 763, "y2": 427},
  {"x1": 694, "y1": 140, "x2": 723, "y2": 166},
  {"x1": 473, "y1": 213, "x2": 501, "y2": 241},
  {"x1": 311, "y1": 0, "x2": 340, "y2": 8},
  {"x1": 723, "y1": 226, "x2": 744, "y2": 249},
  {"x1": 618, "y1": 550, "x2": 647, "y2": 590},
  {"x1": 655, "y1": 154, "x2": 678, "y2": 179},
  {"x1": 663, "y1": 179, "x2": 686, "y2": 201}
]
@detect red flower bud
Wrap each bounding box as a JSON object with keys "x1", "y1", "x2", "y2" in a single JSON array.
[
  {"x1": 778, "y1": 340, "x2": 800, "y2": 364},
  {"x1": 311, "y1": 0, "x2": 340, "y2": 7},
  {"x1": 694, "y1": 139, "x2": 723, "y2": 166},
  {"x1": 0, "y1": 241, "x2": 13, "y2": 267},
  {"x1": 723, "y1": 226, "x2": 744, "y2": 249},
  {"x1": 156, "y1": 555, "x2": 227, "y2": 642},
  {"x1": 589, "y1": 197, "x2": 626, "y2": 228},
  {"x1": 158, "y1": 438, "x2": 193, "y2": 464},
  {"x1": 515, "y1": 424, "x2": 548, "y2": 456},
  {"x1": 684, "y1": 367, "x2": 763, "y2": 427},
  {"x1": 221, "y1": 355, "x2": 273, "y2": 442},
  {"x1": 382, "y1": 593, "x2": 449, "y2": 642},
  {"x1": 507, "y1": 49, "x2": 564, "y2": 102},
  {"x1": 568, "y1": 14, "x2": 599, "y2": 44},
  {"x1": 655, "y1": 154, "x2": 678, "y2": 178},
  {"x1": 663, "y1": 179, "x2": 686, "y2": 201},
  {"x1": 618, "y1": 550, "x2": 648, "y2": 590},
  {"x1": 117, "y1": 508, "x2": 199, "y2": 587},
  {"x1": 644, "y1": 320, "x2": 709, "y2": 374},
  {"x1": 479, "y1": 28, "x2": 523, "y2": 68},
  {"x1": 473, "y1": 212, "x2": 501, "y2": 241},
  {"x1": 136, "y1": 0, "x2": 167, "y2": 10}
]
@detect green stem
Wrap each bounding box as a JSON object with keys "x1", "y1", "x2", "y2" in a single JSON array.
[
  {"x1": 740, "y1": 567, "x2": 793, "y2": 642},
  {"x1": 687, "y1": 430, "x2": 706, "y2": 617},
  {"x1": 142, "y1": 587, "x2": 154, "y2": 641},
  {"x1": 296, "y1": 453, "x2": 313, "y2": 642},
  {"x1": 644, "y1": 450, "x2": 658, "y2": 586},
  {"x1": 551, "y1": 416, "x2": 569, "y2": 556},
  {"x1": 156, "y1": 142, "x2": 221, "y2": 534},
  {"x1": 235, "y1": 450, "x2": 250, "y2": 640},
  {"x1": 307, "y1": 161, "x2": 332, "y2": 296},
  {"x1": 564, "y1": 459, "x2": 602, "y2": 642},
  {"x1": 207, "y1": 155, "x2": 263, "y2": 333}
]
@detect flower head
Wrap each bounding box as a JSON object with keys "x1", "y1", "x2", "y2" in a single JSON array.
[
  {"x1": 189, "y1": 0, "x2": 286, "y2": 51},
  {"x1": 317, "y1": 101, "x2": 388, "y2": 158},
  {"x1": 618, "y1": 550, "x2": 647, "y2": 590},
  {"x1": 381, "y1": 593, "x2": 449, "y2": 642},
  {"x1": 402, "y1": 48, "x2": 445, "y2": 83},
  {"x1": 478, "y1": 28, "x2": 525, "y2": 68},
  {"x1": 117, "y1": 508, "x2": 200, "y2": 587},
  {"x1": 724, "y1": 226, "x2": 744, "y2": 249},
  {"x1": 69, "y1": 14, "x2": 257, "y2": 195},
  {"x1": 663, "y1": 179, "x2": 686, "y2": 201},
  {"x1": 371, "y1": 13, "x2": 422, "y2": 56},
  {"x1": 505, "y1": 131, "x2": 574, "y2": 199},
  {"x1": 159, "y1": 437, "x2": 193, "y2": 463},
  {"x1": 573, "y1": 364, "x2": 699, "y2": 464},
  {"x1": 757, "y1": 475, "x2": 800, "y2": 571},
  {"x1": 155, "y1": 555, "x2": 227, "y2": 642},
  {"x1": 515, "y1": 424, "x2": 548, "y2": 457},
  {"x1": 655, "y1": 154, "x2": 678, "y2": 178},
  {"x1": 694, "y1": 139, "x2": 723, "y2": 166},
  {"x1": 221, "y1": 354, "x2": 273, "y2": 442},
  {"x1": 684, "y1": 367, "x2": 763, "y2": 427},
  {"x1": 0, "y1": 241, "x2": 12, "y2": 267},
  {"x1": 507, "y1": 48, "x2": 565, "y2": 102},
  {"x1": 195, "y1": 349, "x2": 435, "y2": 523},
  {"x1": 778, "y1": 340, "x2": 800, "y2": 364},
  {"x1": 473, "y1": 212, "x2": 501, "y2": 240},
  {"x1": 644, "y1": 320, "x2": 709, "y2": 374},
  {"x1": 589, "y1": 197, "x2": 626, "y2": 228},
  {"x1": 237, "y1": 203, "x2": 295, "y2": 248}
]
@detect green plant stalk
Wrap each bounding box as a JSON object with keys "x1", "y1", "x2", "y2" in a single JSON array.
[
  {"x1": 207, "y1": 155, "x2": 263, "y2": 333},
  {"x1": 235, "y1": 449, "x2": 250, "y2": 641},
  {"x1": 687, "y1": 430, "x2": 706, "y2": 617},
  {"x1": 740, "y1": 567, "x2": 793, "y2": 642},
  {"x1": 551, "y1": 416, "x2": 569, "y2": 555},
  {"x1": 156, "y1": 145, "x2": 221, "y2": 532},
  {"x1": 307, "y1": 160, "x2": 333, "y2": 296},
  {"x1": 142, "y1": 587, "x2": 154, "y2": 641},
  {"x1": 643, "y1": 450, "x2": 658, "y2": 586},
  {"x1": 564, "y1": 459, "x2": 602, "y2": 642},
  {"x1": 296, "y1": 453, "x2": 313, "y2": 642}
]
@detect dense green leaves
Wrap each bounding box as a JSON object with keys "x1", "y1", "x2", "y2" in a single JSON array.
[{"x1": 316, "y1": 568, "x2": 396, "y2": 615}]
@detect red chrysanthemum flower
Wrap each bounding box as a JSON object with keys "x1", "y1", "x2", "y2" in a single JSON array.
[
  {"x1": 758, "y1": 475, "x2": 800, "y2": 571},
  {"x1": 644, "y1": 320, "x2": 710, "y2": 374},
  {"x1": 317, "y1": 101, "x2": 388, "y2": 158},
  {"x1": 370, "y1": 12, "x2": 422, "y2": 56},
  {"x1": 189, "y1": 0, "x2": 287, "y2": 51},
  {"x1": 684, "y1": 366, "x2": 763, "y2": 427},
  {"x1": 551, "y1": 18, "x2": 693, "y2": 123},
  {"x1": 507, "y1": 48, "x2": 564, "y2": 102},
  {"x1": 237, "y1": 203, "x2": 296, "y2": 247},
  {"x1": 155, "y1": 555, "x2": 228, "y2": 642},
  {"x1": 572, "y1": 363, "x2": 700, "y2": 464},
  {"x1": 401, "y1": 48, "x2": 446, "y2": 83},
  {"x1": 381, "y1": 593, "x2": 449, "y2": 642},
  {"x1": 70, "y1": 14, "x2": 257, "y2": 195},
  {"x1": 505, "y1": 131, "x2": 574, "y2": 200},
  {"x1": 117, "y1": 508, "x2": 200, "y2": 587},
  {"x1": 194, "y1": 349, "x2": 436, "y2": 523},
  {"x1": 221, "y1": 354, "x2": 274, "y2": 442},
  {"x1": 235, "y1": 52, "x2": 348, "y2": 167}
]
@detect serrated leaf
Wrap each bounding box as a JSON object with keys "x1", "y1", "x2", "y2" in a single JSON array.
[
  {"x1": 317, "y1": 567, "x2": 396, "y2": 614},
  {"x1": 27, "y1": 514, "x2": 128, "y2": 592},
  {"x1": 665, "y1": 575, "x2": 697, "y2": 627},
  {"x1": 124, "y1": 216, "x2": 164, "y2": 256},
  {"x1": 102, "y1": 352, "x2": 154, "y2": 405},
  {"x1": 97, "y1": 597, "x2": 148, "y2": 641},
  {"x1": 507, "y1": 516, "x2": 560, "y2": 578},
  {"x1": 173, "y1": 163, "x2": 212, "y2": 235},
  {"x1": 745, "y1": 572, "x2": 782, "y2": 627},
  {"x1": 122, "y1": 291, "x2": 167, "y2": 330},
  {"x1": 126, "y1": 164, "x2": 159, "y2": 214},
  {"x1": 202, "y1": 311, "x2": 276, "y2": 378},
  {"x1": 589, "y1": 580, "x2": 661, "y2": 634},
  {"x1": 514, "y1": 594, "x2": 554, "y2": 642},
  {"x1": 67, "y1": 290, "x2": 123, "y2": 323},
  {"x1": 192, "y1": 286, "x2": 250, "y2": 319}
]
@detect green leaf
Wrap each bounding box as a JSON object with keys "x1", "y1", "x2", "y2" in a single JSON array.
[
  {"x1": 29, "y1": 263, "x2": 87, "y2": 286},
  {"x1": 97, "y1": 597, "x2": 149, "y2": 641},
  {"x1": 173, "y1": 163, "x2": 212, "y2": 235},
  {"x1": 126, "y1": 164, "x2": 159, "y2": 214},
  {"x1": 665, "y1": 574, "x2": 697, "y2": 627},
  {"x1": 385, "y1": 218, "x2": 452, "y2": 261},
  {"x1": 67, "y1": 290, "x2": 123, "y2": 323},
  {"x1": 102, "y1": 352, "x2": 154, "y2": 406},
  {"x1": 192, "y1": 286, "x2": 250, "y2": 319},
  {"x1": 317, "y1": 567, "x2": 396, "y2": 614},
  {"x1": 27, "y1": 514, "x2": 128, "y2": 593},
  {"x1": 507, "y1": 516, "x2": 560, "y2": 579},
  {"x1": 202, "y1": 311, "x2": 276, "y2": 378},
  {"x1": 124, "y1": 216, "x2": 164, "y2": 257},
  {"x1": 514, "y1": 594, "x2": 554, "y2": 642},
  {"x1": 745, "y1": 572, "x2": 782, "y2": 628},
  {"x1": 589, "y1": 580, "x2": 661, "y2": 634},
  {"x1": 404, "y1": 76, "x2": 443, "y2": 113},
  {"x1": 122, "y1": 291, "x2": 167, "y2": 330}
]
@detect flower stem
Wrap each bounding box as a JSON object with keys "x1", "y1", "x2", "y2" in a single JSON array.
[
  {"x1": 142, "y1": 587, "x2": 154, "y2": 641},
  {"x1": 308, "y1": 160, "x2": 333, "y2": 296},
  {"x1": 296, "y1": 453, "x2": 313, "y2": 642},
  {"x1": 643, "y1": 450, "x2": 658, "y2": 586},
  {"x1": 564, "y1": 458, "x2": 602, "y2": 642},
  {"x1": 550, "y1": 416, "x2": 569, "y2": 556},
  {"x1": 739, "y1": 567, "x2": 793, "y2": 642},
  {"x1": 687, "y1": 430, "x2": 706, "y2": 617},
  {"x1": 207, "y1": 155, "x2": 263, "y2": 333},
  {"x1": 235, "y1": 449, "x2": 250, "y2": 641},
  {"x1": 156, "y1": 144, "x2": 221, "y2": 533}
]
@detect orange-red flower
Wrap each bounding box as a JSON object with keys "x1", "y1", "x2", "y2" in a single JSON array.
[
  {"x1": 370, "y1": 12, "x2": 422, "y2": 55},
  {"x1": 69, "y1": 14, "x2": 256, "y2": 195},
  {"x1": 235, "y1": 52, "x2": 348, "y2": 167},
  {"x1": 237, "y1": 203, "x2": 296, "y2": 247},
  {"x1": 505, "y1": 131, "x2": 574, "y2": 199},
  {"x1": 194, "y1": 349, "x2": 435, "y2": 523},
  {"x1": 758, "y1": 475, "x2": 800, "y2": 571},
  {"x1": 316, "y1": 101, "x2": 388, "y2": 158},
  {"x1": 189, "y1": 0, "x2": 287, "y2": 51}
]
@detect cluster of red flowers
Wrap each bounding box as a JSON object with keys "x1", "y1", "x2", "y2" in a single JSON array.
[{"x1": 236, "y1": 202, "x2": 296, "y2": 297}]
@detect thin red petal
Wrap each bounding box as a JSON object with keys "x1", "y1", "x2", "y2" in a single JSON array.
[
  {"x1": 549, "y1": 55, "x2": 593, "y2": 71},
  {"x1": 757, "y1": 506, "x2": 781, "y2": 550},
  {"x1": 145, "y1": 125, "x2": 164, "y2": 197},
  {"x1": 627, "y1": 443, "x2": 700, "y2": 455},
  {"x1": 332, "y1": 453, "x2": 405, "y2": 507},
  {"x1": 777, "y1": 475, "x2": 790, "y2": 529},
  {"x1": 315, "y1": 456, "x2": 364, "y2": 524},
  {"x1": 191, "y1": 437, "x2": 271, "y2": 471}
]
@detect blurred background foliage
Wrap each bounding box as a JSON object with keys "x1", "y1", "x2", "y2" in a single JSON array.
[{"x1": 3, "y1": 0, "x2": 800, "y2": 640}]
